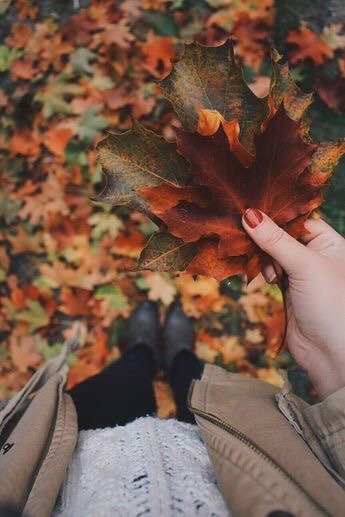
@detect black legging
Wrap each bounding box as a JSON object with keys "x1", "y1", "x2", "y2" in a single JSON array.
[{"x1": 69, "y1": 345, "x2": 203, "y2": 430}]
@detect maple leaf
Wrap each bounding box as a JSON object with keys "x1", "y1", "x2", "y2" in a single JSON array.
[
  {"x1": 42, "y1": 120, "x2": 75, "y2": 157},
  {"x1": 138, "y1": 232, "x2": 197, "y2": 272},
  {"x1": 138, "y1": 272, "x2": 177, "y2": 306},
  {"x1": 94, "y1": 120, "x2": 192, "y2": 217},
  {"x1": 269, "y1": 48, "x2": 313, "y2": 122},
  {"x1": 14, "y1": 300, "x2": 50, "y2": 332},
  {"x1": 141, "y1": 36, "x2": 176, "y2": 78},
  {"x1": 160, "y1": 40, "x2": 268, "y2": 154},
  {"x1": 96, "y1": 41, "x2": 345, "y2": 281},
  {"x1": 286, "y1": 26, "x2": 333, "y2": 65},
  {"x1": 59, "y1": 287, "x2": 91, "y2": 317},
  {"x1": 9, "y1": 335, "x2": 42, "y2": 373},
  {"x1": 322, "y1": 23, "x2": 345, "y2": 51},
  {"x1": 9, "y1": 129, "x2": 41, "y2": 158},
  {"x1": 141, "y1": 106, "x2": 323, "y2": 280}
]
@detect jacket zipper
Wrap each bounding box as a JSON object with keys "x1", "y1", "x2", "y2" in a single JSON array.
[{"x1": 187, "y1": 380, "x2": 329, "y2": 517}]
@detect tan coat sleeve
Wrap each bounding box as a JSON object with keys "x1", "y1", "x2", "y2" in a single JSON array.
[
  {"x1": 276, "y1": 371, "x2": 345, "y2": 487},
  {"x1": 303, "y1": 387, "x2": 345, "y2": 480}
]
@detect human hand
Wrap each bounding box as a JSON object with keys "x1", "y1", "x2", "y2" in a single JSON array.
[{"x1": 242, "y1": 208, "x2": 345, "y2": 400}]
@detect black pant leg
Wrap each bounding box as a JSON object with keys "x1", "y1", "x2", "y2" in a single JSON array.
[
  {"x1": 169, "y1": 350, "x2": 204, "y2": 424},
  {"x1": 69, "y1": 344, "x2": 157, "y2": 430}
]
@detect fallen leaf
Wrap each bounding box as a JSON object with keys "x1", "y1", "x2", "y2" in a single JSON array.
[
  {"x1": 145, "y1": 272, "x2": 177, "y2": 305},
  {"x1": 9, "y1": 334, "x2": 42, "y2": 373},
  {"x1": 59, "y1": 287, "x2": 91, "y2": 316},
  {"x1": 141, "y1": 36, "x2": 176, "y2": 78},
  {"x1": 42, "y1": 120, "x2": 75, "y2": 157},
  {"x1": 219, "y1": 335, "x2": 245, "y2": 363},
  {"x1": 286, "y1": 26, "x2": 333, "y2": 65},
  {"x1": 14, "y1": 300, "x2": 50, "y2": 332}
]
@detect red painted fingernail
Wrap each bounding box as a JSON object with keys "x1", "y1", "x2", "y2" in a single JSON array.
[{"x1": 243, "y1": 208, "x2": 263, "y2": 228}]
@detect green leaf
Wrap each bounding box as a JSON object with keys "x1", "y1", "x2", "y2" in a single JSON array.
[
  {"x1": 14, "y1": 300, "x2": 50, "y2": 332},
  {"x1": 0, "y1": 191, "x2": 22, "y2": 225},
  {"x1": 71, "y1": 47, "x2": 96, "y2": 75},
  {"x1": 143, "y1": 11, "x2": 178, "y2": 36},
  {"x1": 138, "y1": 232, "x2": 197, "y2": 272},
  {"x1": 0, "y1": 0, "x2": 12, "y2": 15},
  {"x1": 135, "y1": 276, "x2": 149, "y2": 290},
  {"x1": 260, "y1": 282, "x2": 283, "y2": 303},
  {"x1": 95, "y1": 120, "x2": 191, "y2": 217},
  {"x1": 34, "y1": 76, "x2": 84, "y2": 118},
  {"x1": 88, "y1": 211, "x2": 124, "y2": 240},
  {"x1": 76, "y1": 105, "x2": 108, "y2": 143},
  {"x1": 65, "y1": 141, "x2": 88, "y2": 166},
  {"x1": 39, "y1": 342, "x2": 63, "y2": 361},
  {"x1": 160, "y1": 40, "x2": 267, "y2": 153},
  {"x1": 95, "y1": 285, "x2": 127, "y2": 310},
  {"x1": 0, "y1": 45, "x2": 19, "y2": 72}
]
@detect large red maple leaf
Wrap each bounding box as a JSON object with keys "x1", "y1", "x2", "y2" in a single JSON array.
[{"x1": 141, "y1": 106, "x2": 323, "y2": 280}]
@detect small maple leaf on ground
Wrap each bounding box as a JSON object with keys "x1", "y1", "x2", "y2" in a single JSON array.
[
  {"x1": 286, "y1": 26, "x2": 333, "y2": 65},
  {"x1": 141, "y1": 36, "x2": 176, "y2": 78}
]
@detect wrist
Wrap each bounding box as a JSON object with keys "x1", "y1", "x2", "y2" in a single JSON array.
[{"x1": 306, "y1": 354, "x2": 345, "y2": 400}]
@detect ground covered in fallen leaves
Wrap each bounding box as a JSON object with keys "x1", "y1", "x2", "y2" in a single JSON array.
[{"x1": 1, "y1": 0, "x2": 344, "y2": 413}]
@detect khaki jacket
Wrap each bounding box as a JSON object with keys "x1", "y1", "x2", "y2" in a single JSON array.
[{"x1": 1, "y1": 339, "x2": 345, "y2": 516}]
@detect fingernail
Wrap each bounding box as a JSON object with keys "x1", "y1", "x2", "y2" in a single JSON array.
[
  {"x1": 243, "y1": 208, "x2": 263, "y2": 229},
  {"x1": 267, "y1": 272, "x2": 277, "y2": 283}
]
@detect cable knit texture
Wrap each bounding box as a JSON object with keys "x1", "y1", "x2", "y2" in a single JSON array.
[{"x1": 53, "y1": 416, "x2": 229, "y2": 517}]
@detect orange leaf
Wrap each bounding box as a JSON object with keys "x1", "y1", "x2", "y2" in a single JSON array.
[
  {"x1": 142, "y1": 36, "x2": 176, "y2": 78},
  {"x1": 9, "y1": 335, "x2": 42, "y2": 373},
  {"x1": 9, "y1": 129, "x2": 41, "y2": 157},
  {"x1": 286, "y1": 27, "x2": 333, "y2": 65},
  {"x1": 42, "y1": 121, "x2": 75, "y2": 157},
  {"x1": 59, "y1": 287, "x2": 91, "y2": 316},
  {"x1": 197, "y1": 108, "x2": 254, "y2": 167}
]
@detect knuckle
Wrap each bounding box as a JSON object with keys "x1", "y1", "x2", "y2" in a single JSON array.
[{"x1": 267, "y1": 227, "x2": 286, "y2": 248}]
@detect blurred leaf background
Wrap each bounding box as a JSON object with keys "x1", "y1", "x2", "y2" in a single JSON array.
[{"x1": 0, "y1": 0, "x2": 344, "y2": 411}]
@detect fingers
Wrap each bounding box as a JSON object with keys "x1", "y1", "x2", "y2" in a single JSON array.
[
  {"x1": 262, "y1": 260, "x2": 282, "y2": 283},
  {"x1": 300, "y1": 217, "x2": 341, "y2": 245},
  {"x1": 242, "y1": 208, "x2": 314, "y2": 277}
]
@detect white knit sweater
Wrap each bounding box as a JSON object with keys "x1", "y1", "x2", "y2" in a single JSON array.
[{"x1": 53, "y1": 416, "x2": 229, "y2": 517}]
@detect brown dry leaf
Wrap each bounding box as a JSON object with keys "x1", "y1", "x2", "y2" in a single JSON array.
[
  {"x1": 18, "y1": 174, "x2": 69, "y2": 225},
  {"x1": 9, "y1": 334, "x2": 42, "y2": 373},
  {"x1": 42, "y1": 120, "x2": 75, "y2": 157},
  {"x1": 145, "y1": 272, "x2": 177, "y2": 306},
  {"x1": 112, "y1": 229, "x2": 146, "y2": 258},
  {"x1": 219, "y1": 336, "x2": 246, "y2": 363},
  {"x1": 195, "y1": 341, "x2": 219, "y2": 363},
  {"x1": 154, "y1": 380, "x2": 176, "y2": 418},
  {"x1": 286, "y1": 26, "x2": 333, "y2": 65},
  {"x1": 0, "y1": 246, "x2": 10, "y2": 271},
  {"x1": 175, "y1": 275, "x2": 227, "y2": 318},
  {"x1": 141, "y1": 36, "x2": 176, "y2": 78},
  {"x1": 5, "y1": 22, "x2": 33, "y2": 48},
  {"x1": 9, "y1": 129, "x2": 41, "y2": 157},
  {"x1": 59, "y1": 287, "x2": 92, "y2": 316},
  {"x1": 245, "y1": 328, "x2": 264, "y2": 344},
  {"x1": 7, "y1": 227, "x2": 44, "y2": 254}
]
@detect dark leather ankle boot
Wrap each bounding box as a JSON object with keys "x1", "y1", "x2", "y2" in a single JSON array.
[
  {"x1": 162, "y1": 301, "x2": 194, "y2": 374},
  {"x1": 127, "y1": 300, "x2": 160, "y2": 371}
]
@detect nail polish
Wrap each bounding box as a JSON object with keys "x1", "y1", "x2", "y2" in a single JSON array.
[{"x1": 243, "y1": 208, "x2": 263, "y2": 229}]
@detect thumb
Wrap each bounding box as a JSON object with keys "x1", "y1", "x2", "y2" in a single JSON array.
[{"x1": 242, "y1": 208, "x2": 312, "y2": 276}]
